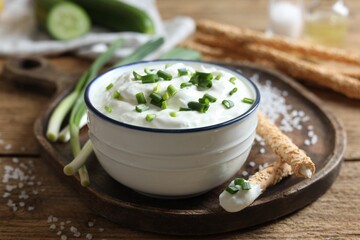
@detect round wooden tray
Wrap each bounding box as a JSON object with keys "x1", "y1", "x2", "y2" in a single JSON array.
[{"x1": 2, "y1": 58, "x2": 345, "y2": 236}]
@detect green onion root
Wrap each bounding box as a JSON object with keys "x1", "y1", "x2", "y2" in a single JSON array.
[{"x1": 64, "y1": 140, "x2": 93, "y2": 176}]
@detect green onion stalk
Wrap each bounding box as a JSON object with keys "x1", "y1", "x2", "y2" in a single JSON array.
[
  {"x1": 63, "y1": 37, "x2": 166, "y2": 186},
  {"x1": 62, "y1": 38, "x2": 203, "y2": 187},
  {"x1": 46, "y1": 38, "x2": 125, "y2": 142}
]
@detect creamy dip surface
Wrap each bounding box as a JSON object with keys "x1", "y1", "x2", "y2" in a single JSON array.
[
  {"x1": 219, "y1": 182, "x2": 262, "y2": 212},
  {"x1": 90, "y1": 62, "x2": 257, "y2": 129}
]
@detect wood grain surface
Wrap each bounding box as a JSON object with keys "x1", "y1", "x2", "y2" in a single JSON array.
[{"x1": 0, "y1": 0, "x2": 359, "y2": 239}]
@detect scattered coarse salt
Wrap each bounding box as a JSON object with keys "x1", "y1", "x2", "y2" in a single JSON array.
[
  {"x1": 52, "y1": 217, "x2": 58, "y2": 222},
  {"x1": 49, "y1": 224, "x2": 56, "y2": 230},
  {"x1": 4, "y1": 144, "x2": 12, "y2": 150},
  {"x1": 249, "y1": 161, "x2": 256, "y2": 167},
  {"x1": 47, "y1": 216, "x2": 54, "y2": 223},
  {"x1": 259, "y1": 148, "x2": 266, "y2": 154},
  {"x1": 12, "y1": 206, "x2": 18, "y2": 212},
  {"x1": 98, "y1": 228, "x2": 104, "y2": 232},
  {"x1": 66, "y1": 220, "x2": 71, "y2": 224},
  {"x1": 3, "y1": 192, "x2": 11, "y2": 198},
  {"x1": 19, "y1": 202, "x2": 25, "y2": 207},
  {"x1": 73, "y1": 231, "x2": 81, "y2": 238},
  {"x1": 70, "y1": 226, "x2": 78, "y2": 233},
  {"x1": 304, "y1": 139, "x2": 311, "y2": 146},
  {"x1": 88, "y1": 221, "x2": 94, "y2": 227},
  {"x1": 250, "y1": 75, "x2": 319, "y2": 155},
  {"x1": 57, "y1": 231, "x2": 62, "y2": 236},
  {"x1": 86, "y1": 233, "x2": 93, "y2": 240},
  {"x1": 242, "y1": 171, "x2": 249, "y2": 177},
  {"x1": 12, "y1": 158, "x2": 19, "y2": 163},
  {"x1": 27, "y1": 206, "x2": 35, "y2": 211},
  {"x1": 6, "y1": 184, "x2": 17, "y2": 192},
  {"x1": 0, "y1": 139, "x2": 4, "y2": 145},
  {"x1": 311, "y1": 135, "x2": 318, "y2": 145},
  {"x1": 61, "y1": 235, "x2": 67, "y2": 240}
]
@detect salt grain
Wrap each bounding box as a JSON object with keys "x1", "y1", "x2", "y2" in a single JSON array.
[
  {"x1": 4, "y1": 144, "x2": 12, "y2": 150},
  {"x1": 3, "y1": 192, "x2": 11, "y2": 198},
  {"x1": 249, "y1": 161, "x2": 256, "y2": 167},
  {"x1": 12, "y1": 158, "x2": 19, "y2": 163},
  {"x1": 73, "y1": 232, "x2": 81, "y2": 237},
  {"x1": 98, "y1": 228, "x2": 104, "y2": 232},
  {"x1": 259, "y1": 148, "x2": 266, "y2": 154},
  {"x1": 57, "y1": 231, "x2": 62, "y2": 236},
  {"x1": 27, "y1": 206, "x2": 35, "y2": 211},
  {"x1": 19, "y1": 202, "x2": 25, "y2": 207},
  {"x1": 242, "y1": 171, "x2": 249, "y2": 177},
  {"x1": 304, "y1": 139, "x2": 310, "y2": 146},
  {"x1": 49, "y1": 224, "x2": 56, "y2": 230},
  {"x1": 61, "y1": 235, "x2": 67, "y2": 240},
  {"x1": 86, "y1": 233, "x2": 93, "y2": 240},
  {"x1": 70, "y1": 226, "x2": 77, "y2": 233},
  {"x1": 88, "y1": 221, "x2": 94, "y2": 227}
]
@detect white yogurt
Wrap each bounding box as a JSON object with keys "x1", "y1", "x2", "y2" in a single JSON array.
[
  {"x1": 219, "y1": 182, "x2": 262, "y2": 212},
  {"x1": 91, "y1": 62, "x2": 256, "y2": 129}
]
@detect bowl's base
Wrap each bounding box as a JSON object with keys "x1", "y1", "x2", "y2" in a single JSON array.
[{"x1": 134, "y1": 190, "x2": 209, "y2": 199}]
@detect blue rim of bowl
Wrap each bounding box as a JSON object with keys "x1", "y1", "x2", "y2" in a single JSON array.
[{"x1": 85, "y1": 59, "x2": 260, "y2": 134}]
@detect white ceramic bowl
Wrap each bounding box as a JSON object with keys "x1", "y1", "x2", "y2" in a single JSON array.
[{"x1": 85, "y1": 60, "x2": 260, "y2": 198}]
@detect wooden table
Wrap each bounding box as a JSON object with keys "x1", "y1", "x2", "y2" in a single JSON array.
[{"x1": 0, "y1": 1, "x2": 359, "y2": 239}]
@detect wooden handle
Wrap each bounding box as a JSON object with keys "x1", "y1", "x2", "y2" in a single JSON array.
[{"x1": 1, "y1": 57, "x2": 75, "y2": 95}]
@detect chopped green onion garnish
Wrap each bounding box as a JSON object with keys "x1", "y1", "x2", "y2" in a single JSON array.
[
  {"x1": 161, "y1": 101, "x2": 167, "y2": 110},
  {"x1": 141, "y1": 74, "x2": 158, "y2": 84},
  {"x1": 162, "y1": 92, "x2": 170, "y2": 101},
  {"x1": 170, "y1": 112, "x2": 177, "y2": 117},
  {"x1": 150, "y1": 99, "x2": 162, "y2": 108},
  {"x1": 153, "y1": 83, "x2": 161, "y2": 93},
  {"x1": 135, "y1": 104, "x2": 149, "y2": 112},
  {"x1": 215, "y1": 73, "x2": 222, "y2": 80},
  {"x1": 104, "y1": 105, "x2": 112, "y2": 113},
  {"x1": 149, "y1": 92, "x2": 163, "y2": 103},
  {"x1": 180, "y1": 82, "x2": 193, "y2": 89},
  {"x1": 234, "y1": 178, "x2": 245, "y2": 186},
  {"x1": 229, "y1": 77, "x2": 236, "y2": 85},
  {"x1": 179, "y1": 107, "x2": 193, "y2": 111},
  {"x1": 198, "y1": 78, "x2": 212, "y2": 89},
  {"x1": 112, "y1": 90, "x2": 121, "y2": 100},
  {"x1": 178, "y1": 68, "x2": 188, "y2": 76},
  {"x1": 242, "y1": 97, "x2": 255, "y2": 104},
  {"x1": 157, "y1": 70, "x2": 172, "y2": 80},
  {"x1": 222, "y1": 100, "x2": 234, "y2": 109},
  {"x1": 145, "y1": 114, "x2": 156, "y2": 122},
  {"x1": 196, "y1": 72, "x2": 213, "y2": 80},
  {"x1": 189, "y1": 71, "x2": 213, "y2": 89},
  {"x1": 225, "y1": 185, "x2": 239, "y2": 194},
  {"x1": 133, "y1": 71, "x2": 142, "y2": 80},
  {"x1": 106, "y1": 83, "x2": 114, "y2": 91},
  {"x1": 167, "y1": 84, "x2": 178, "y2": 96},
  {"x1": 144, "y1": 68, "x2": 154, "y2": 74},
  {"x1": 203, "y1": 93, "x2": 217, "y2": 103},
  {"x1": 136, "y1": 92, "x2": 147, "y2": 104},
  {"x1": 229, "y1": 87, "x2": 238, "y2": 96},
  {"x1": 188, "y1": 101, "x2": 209, "y2": 113},
  {"x1": 198, "y1": 97, "x2": 210, "y2": 105},
  {"x1": 241, "y1": 181, "x2": 251, "y2": 190}
]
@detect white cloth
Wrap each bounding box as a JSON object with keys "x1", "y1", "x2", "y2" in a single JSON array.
[{"x1": 0, "y1": 0, "x2": 195, "y2": 60}]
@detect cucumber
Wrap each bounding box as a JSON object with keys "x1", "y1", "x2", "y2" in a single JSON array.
[
  {"x1": 35, "y1": 0, "x2": 91, "y2": 40},
  {"x1": 70, "y1": 0, "x2": 155, "y2": 34}
]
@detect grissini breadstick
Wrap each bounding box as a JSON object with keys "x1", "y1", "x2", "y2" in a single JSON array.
[
  {"x1": 220, "y1": 158, "x2": 293, "y2": 212},
  {"x1": 246, "y1": 44, "x2": 360, "y2": 99},
  {"x1": 197, "y1": 19, "x2": 360, "y2": 66},
  {"x1": 256, "y1": 112, "x2": 315, "y2": 178},
  {"x1": 194, "y1": 33, "x2": 360, "y2": 99}
]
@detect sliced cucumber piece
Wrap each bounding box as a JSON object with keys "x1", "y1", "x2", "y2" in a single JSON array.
[{"x1": 47, "y1": 2, "x2": 90, "y2": 40}]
